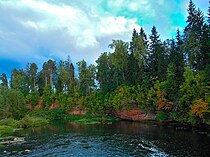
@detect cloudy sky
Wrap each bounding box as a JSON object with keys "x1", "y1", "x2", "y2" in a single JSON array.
[{"x1": 0, "y1": 0, "x2": 208, "y2": 75}]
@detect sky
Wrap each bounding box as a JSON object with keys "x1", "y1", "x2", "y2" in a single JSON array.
[{"x1": 0, "y1": 0, "x2": 208, "y2": 76}]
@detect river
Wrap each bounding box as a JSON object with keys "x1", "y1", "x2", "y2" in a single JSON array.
[{"x1": 0, "y1": 121, "x2": 209, "y2": 157}]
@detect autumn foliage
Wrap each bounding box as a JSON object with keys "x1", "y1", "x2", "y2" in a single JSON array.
[{"x1": 191, "y1": 99, "x2": 208, "y2": 118}]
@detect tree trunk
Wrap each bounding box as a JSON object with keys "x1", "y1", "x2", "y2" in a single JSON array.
[{"x1": 33, "y1": 78, "x2": 36, "y2": 90}]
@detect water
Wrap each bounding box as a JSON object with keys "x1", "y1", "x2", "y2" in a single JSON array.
[{"x1": 0, "y1": 121, "x2": 210, "y2": 157}]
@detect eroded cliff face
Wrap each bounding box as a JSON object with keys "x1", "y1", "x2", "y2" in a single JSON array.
[
  {"x1": 68, "y1": 108, "x2": 86, "y2": 115},
  {"x1": 115, "y1": 108, "x2": 156, "y2": 121},
  {"x1": 26, "y1": 99, "x2": 155, "y2": 121}
]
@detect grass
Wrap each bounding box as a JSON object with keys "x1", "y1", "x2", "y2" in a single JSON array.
[{"x1": 65, "y1": 114, "x2": 119, "y2": 125}]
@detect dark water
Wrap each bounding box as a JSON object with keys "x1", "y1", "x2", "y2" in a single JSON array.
[{"x1": 0, "y1": 121, "x2": 210, "y2": 157}]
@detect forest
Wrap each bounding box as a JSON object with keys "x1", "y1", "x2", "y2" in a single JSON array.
[{"x1": 0, "y1": 0, "x2": 209, "y2": 126}]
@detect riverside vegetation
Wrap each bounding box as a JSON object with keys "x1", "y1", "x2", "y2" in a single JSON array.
[{"x1": 0, "y1": 0, "x2": 210, "y2": 137}]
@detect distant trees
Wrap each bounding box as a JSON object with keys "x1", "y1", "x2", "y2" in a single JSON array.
[
  {"x1": 0, "y1": 0, "x2": 209, "y2": 124},
  {"x1": 0, "y1": 73, "x2": 8, "y2": 88}
]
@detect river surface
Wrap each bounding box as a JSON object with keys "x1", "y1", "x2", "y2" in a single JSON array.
[{"x1": 0, "y1": 121, "x2": 209, "y2": 157}]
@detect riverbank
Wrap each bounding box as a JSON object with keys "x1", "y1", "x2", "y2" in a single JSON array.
[
  {"x1": 0, "y1": 117, "x2": 49, "y2": 139},
  {"x1": 1, "y1": 108, "x2": 209, "y2": 140}
]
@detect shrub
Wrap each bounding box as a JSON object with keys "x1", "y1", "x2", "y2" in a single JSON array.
[
  {"x1": 19, "y1": 115, "x2": 49, "y2": 128},
  {"x1": 0, "y1": 118, "x2": 19, "y2": 128},
  {"x1": 26, "y1": 90, "x2": 40, "y2": 106},
  {"x1": 156, "y1": 111, "x2": 167, "y2": 121},
  {"x1": 0, "y1": 125, "x2": 14, "y2": 137},
  {"x1": 0, "y1": 88, "x2": 26, "y2": 119}
]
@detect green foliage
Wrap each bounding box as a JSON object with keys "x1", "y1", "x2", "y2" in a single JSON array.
[
  {"x1": 0, "y1": 88, "x2": 26, "y2": 119},
  {"x1": 19, "y1": 115, "x2": 49, "y2": 128},
  {"x1": 26, "y1": 90, "x2": 40, "y2": 106},
  {"x1": 156, "y1": 111, "x2": 167, "y2": 121},
  {"x1": 42, "y1": 85, "x2": 55, "y2": 108},
  {"x1": 1, "y1": 1, "x2": 210, "y2": 125},
  {"x1": 0, "y1": 118, "x2": 19, "y2": 128},
  {"x1": 108, "y1": 85, "x2": 136, "y2": 111},
  {"x1": 0, "y1": 125, "x2": 14, "y2": 137},
  {"x1": 28, "y1": 109, "x2": 65, "y2": 121},
  {"x1": 47, "y1": 109, "x2": 66, "y2": 120},
  {"x1": 65, "y1": 114, "x2": 118, "y2": 125}
]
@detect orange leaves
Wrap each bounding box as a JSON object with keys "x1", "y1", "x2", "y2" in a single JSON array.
[
  {"x1": 191, "y1": 99, "x2": 208, "y2": 118},
  {"x1": 157, "y1": 91, "x2": 173, "y2": 111},
  {"x1": 158, "y1": 101, "x2": 174, "y2": 111}
]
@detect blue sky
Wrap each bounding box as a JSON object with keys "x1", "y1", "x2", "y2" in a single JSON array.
[{"x1": 0, "y1": 0, "x2": 208, "y2": 76}]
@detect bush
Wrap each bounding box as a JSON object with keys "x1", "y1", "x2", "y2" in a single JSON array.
[
  {"x1": 156, "y1": 111, "x2": 167, "y2": 121},
  {"x1": 47, "y1": 109, "x2": 66, "y2": 120},
  {"x1": 0, "y1": 125, "x2": 14, "y2": 137},
  {"x1": 0, "y1": 88, "x2": 26, "y2": 119},
  {"x1": 26, "y1": 90, "x2": 40, "y2": 106},
  {"x1": 28, "y1": 109, "x2": 66, "y2": 121},
  {"x1": 0, "y1": 118, "x2": 19, "y2": 128},
  {"x1": 19, "y1": 115, "x2": 49, "y2": 128},
  {"x1": 42, "y1": 85, "x2": 55, "y2": 108}
]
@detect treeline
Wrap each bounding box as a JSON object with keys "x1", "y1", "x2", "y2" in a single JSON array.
[{"x1": 0, "y1": 0, "x2": 209, "y2": 124}]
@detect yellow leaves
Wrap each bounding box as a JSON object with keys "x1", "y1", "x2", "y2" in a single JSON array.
[{"x1": 191, "y1": 99, "x2": 208, "y2": 118}]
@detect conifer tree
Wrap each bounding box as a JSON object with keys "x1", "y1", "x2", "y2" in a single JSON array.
[{"x1": 0, "y1": 73, "x2": 8, "y2": 88}]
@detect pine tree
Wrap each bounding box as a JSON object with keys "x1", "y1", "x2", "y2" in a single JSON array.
[
  {"x1": 47, "y1": 59, "x2": 56, "y2": 88},
  {"x1": 68, "y1": 63, "x2": 76, "y2": 94},
  {"x1": 185, "y1": 0, "x2": 196, "y2": 31},
  {"x1": 77, "y1": 60, "x2": 89, "y2": 96},
  {"x1": 148, "y1": 26, "x2": 166, "y2": 81},
  {"x1": 184, "y1": 1, "x2": 205, "y2": 70},
  {"x1": 0, "y1": 73, "x2": 8, "y2": 88},
  {"x1": 29, "y1": 63, "x2": 38, "y2": 91},
  {"x1": 208, "y1": 1, "x2": 210, "y2": 25}
]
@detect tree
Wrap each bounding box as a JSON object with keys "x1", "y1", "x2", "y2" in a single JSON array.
[
  {"x1": 208, "y1": 1, "x2": 210, "y2": 25},
  {"x1": 42, "y1": 85, "x2": 55, "y2": 108},
  {"x1": 42, "y1": 62, "x2": 48, "y2": 87},
  {"x1": 37, "y1": 71, "x2": 45, "y2": 95},
  {"x1": 55, "y1": 60, "x2": 68, "y2": 93},
  {"x1": 133, "y1": 30, "x2": 147, "y2": 84},
  {"x1": 184, "y1": 1, "x2": 206, "y2": 70},
  {"x1": 96, "y1": 52, "x2": 116, "y2": 93},
  {"x1": 109, "y1": 40, "x2": 129, "y2": 85},
  {"x1": 88, "y1": 64, "x2": 96, "y2": 93},
  {"x1": 47, "y1": 59, "x2": 56, "y2": 88},
  {"x1": 28, "y1": 63, "x2": 38, "y2": 91},
  {"x1": 69, "y1": 63, "x2": 75, "y2": 93},
  {"x1": 185, "y1": 0, "x2": 196, "y2": 31},
  {"x1": 0, "y1": 88, "x2": 26, "y2": 119},
  {"x1": 10, "y1": 68, "x2": 29, "y2": 96},
  {"x1": 128, "y1": 29, "x2": 139, "y2": 85},
  {"x1": 148, "y1": 26, "x2": 166, "y2": 81},
  {"x1": 0, "y1": 73, "x2": 8, "y2": 88},
  {"x1": 140, "y1": 27, "x2": 148, "y2": 48},
  {"x1": 77, "y1": 60, "x2": 89, "y2": 96}
]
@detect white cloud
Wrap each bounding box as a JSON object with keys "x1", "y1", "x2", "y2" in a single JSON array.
[{"x1": 0, "y1": 0, "x2": 141, "y2": 69}]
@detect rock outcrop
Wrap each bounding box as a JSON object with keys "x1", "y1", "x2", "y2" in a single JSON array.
[{"x1": 115, "y1": 108, "x2": 156, "y2": 121}]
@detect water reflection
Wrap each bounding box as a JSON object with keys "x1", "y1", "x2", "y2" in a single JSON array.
[{"x1": 0, "y1": 121, "x2": 209, "y2": 157}]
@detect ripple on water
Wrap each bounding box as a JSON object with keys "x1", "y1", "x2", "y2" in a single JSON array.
[{"x1": 1, "y1": 121, "x2": 209, "y2": 157}]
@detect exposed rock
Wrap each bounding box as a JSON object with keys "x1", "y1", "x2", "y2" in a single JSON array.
[
  {"x1": 115, "y1": 108, "x2": 156, "y2": 121},
  {"x1": 49, "y1": 103, "x2": 59, "y2": 110},
  {"x1": 26, "y1": 104, "x2": 33, "y2": 110},
  {"x1": 69, "y1": 107, "x2": 86, "y2": 115},
  {"x1": 34, "y1": 98, "x2": 42, "y2": 109}
]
